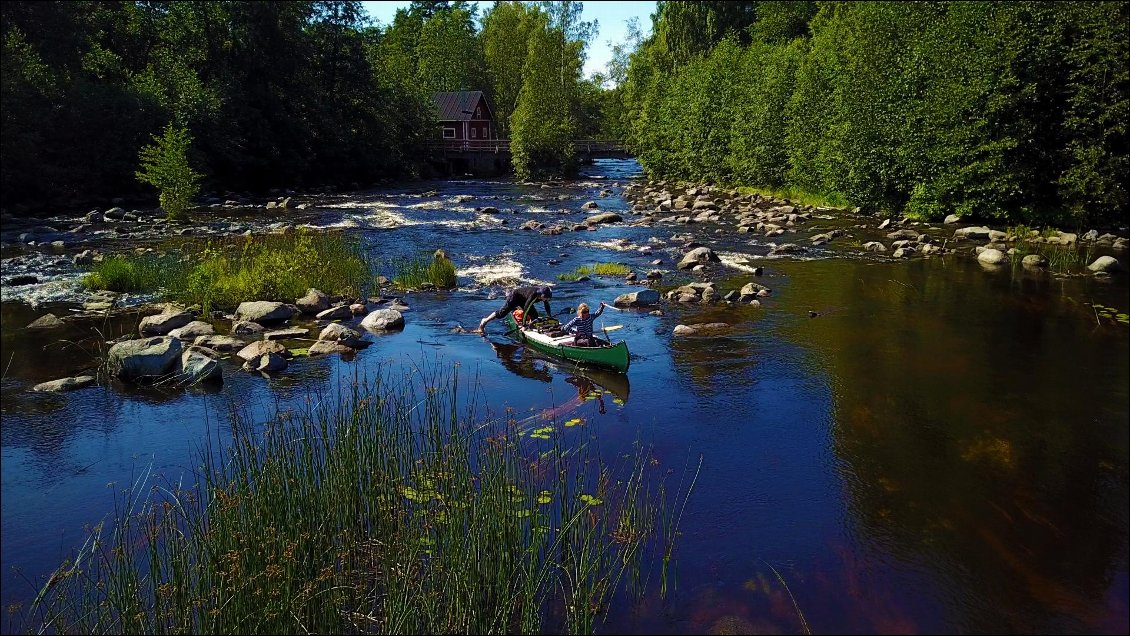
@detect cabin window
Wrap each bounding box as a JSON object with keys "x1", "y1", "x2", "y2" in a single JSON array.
[
  {"x1": 470, "y1": 127, "x2": 477, "y2": 138},
  {"x1": 442, "y1": 127, "x2": 456, "y2": 139},
  {"x1": 474, "y1": 107, "x2": 481, "y2": 118}
]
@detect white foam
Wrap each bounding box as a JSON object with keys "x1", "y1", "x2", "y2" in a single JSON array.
[
  {"x1": 717, "y1": 251, "x2": 765, "y2": 273},
  {"x1": 576, "y1": 239, "x2": 635, "y2": 252}
]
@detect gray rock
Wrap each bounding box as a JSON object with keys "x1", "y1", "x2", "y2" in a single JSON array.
[
  {"x1": 673, "y1": 322, "x2": 730, "y2": 336},
  {"x1": 32, "y1": 376, "x2": 96, "y2": 392},
  {"x1": 27, "y1": 313, "x2": 66, "y2": 329},
  {"x1": 613, "y1": 289, "x2": 659, "y2": 307},
  {"x1": 236, "y1": 340, "x2": 288, "y2": 363},
  {"x1": 360, "y1": 309, "x2": 405, "y2": 332},
  {"x1": 264, "y1": 327, "x2": 308, "y2": 341},
  {"x1": 179, "y1": 350, "x2": 221, "y2": 383},
  {"x1": 193, "y1": 335, "x2": 244, "y2": 351},
  {"x1": 295, "y1": 288, "x2": 329, "y2": 314},
  {"x1": 139, "y1": 311, "x2": 195, "y2": 336},
  {"x1": 1087, "y1": 255, "x2": 1122, "y2": 273},
  {"x1": 943, "y1": 214, "x2": 961, "y2": 224},
  {"x1": 231, "y1": 320, "x2": 266, "y2": 335},
  {"x1": 1022, "y1": 254, "x2": 1049, "y2": 268},
  {"x1": 108, "y1": 337, "x2": 182, "y2": 380},
  {"x1": 318, "y1": 323, "x2": 364, "y2": 347},
  {"x1": 584, "y1": 212, "x2": 623, "y2": 225},
  {"x1": 235, "y1": 301, "x2": 293, "y2": 324},
  {"x1": 308, "y1": 340, "x2": 355, "y2": 356},
  {"x1": 167, "y1": 321, "x2": 215, "y2": 340},
  {"x1": 862, "y1": 241, "x2": 887, "y2": 252},
  {"x1": 677, "y1": 246, "x2": 719, "y2": 270},
  {"x1": 256, "y1": 352, "x2": 288, "y2": 373},
  {"x1": 977, "y1": 248, "x2": 1008, "y2": 266},
  {"x1": 316, "y1": 305, "x2": 353, "y2": 320}
]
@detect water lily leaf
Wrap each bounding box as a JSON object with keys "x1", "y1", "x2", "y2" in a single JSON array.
[
  {"x1": 536, "y1": 490, "x2": 552, "y2": 505},
  {"x1": 612, "y1": 398, "x2": 624, "y2": 405},
  {"x1": 513, "y1": 509, "x2": 531, "y2": 518},
  {"x1": 565, "y1": 418, "x2": 583, "y2": 427},
  {"x1": 288, "y1": 348, "x2": 309, "y2": 357},
  {"x1": 579, "y1": 493, "x2": 603, "y2": 506}
]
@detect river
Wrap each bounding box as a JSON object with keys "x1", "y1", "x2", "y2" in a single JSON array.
[{"x1": 1, "y1": 159, "x2": 1127, "y2": 634}]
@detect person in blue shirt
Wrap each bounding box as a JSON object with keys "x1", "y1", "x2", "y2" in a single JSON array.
[{"x1": 561, "y1": 302, "x2": 605, "y2": 347}]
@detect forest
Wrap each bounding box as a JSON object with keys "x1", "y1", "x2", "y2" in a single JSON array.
[
  {"x1": 2, "y1": 1, "x2": 1127, "y2": 226},
  {"x1": 614, "y1": 1, "x2": 1128, "y2": 226},
  {"x1": 0, "y1": 0, "x2": 609, "y2": 212}
]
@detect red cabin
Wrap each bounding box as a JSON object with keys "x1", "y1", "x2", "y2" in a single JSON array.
[{"x1": 433, "y1": 91, "x2": 496, "y2": 141}]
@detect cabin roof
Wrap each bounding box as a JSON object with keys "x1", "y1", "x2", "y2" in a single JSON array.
[{"x1": 433, "y1": 91, "x2": 493, "y2": 121}]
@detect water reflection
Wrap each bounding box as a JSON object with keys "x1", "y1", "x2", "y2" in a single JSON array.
[{"x1": 774, "y1": 257, "x2": 1129, "y2": 633}]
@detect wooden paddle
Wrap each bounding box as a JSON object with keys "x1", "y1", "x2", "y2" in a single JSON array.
[{"x1": 601, "y1": 325, "x2": 624, "y2": 332}]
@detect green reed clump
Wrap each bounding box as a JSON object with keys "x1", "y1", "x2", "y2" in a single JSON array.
[
  {"x1": 557, "y1": 263, "x2": 631, "y2": 281},
  {"x1": 81, "y1": 230, "x2": 372, "y2": 312},
  {"x1": 83, "y1": 252, "x2": 187, "y2": 293},
  {"x1": 16, "y1": 367, "x2": 693, "y2": 635},
  {"x1": 390, "y1": 254, "x2": 457, "y2": 289}
]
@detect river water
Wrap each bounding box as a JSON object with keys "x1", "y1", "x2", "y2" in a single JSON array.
[{"x1": 1, "y1": 159, "x2": 1127, "y2": 634}]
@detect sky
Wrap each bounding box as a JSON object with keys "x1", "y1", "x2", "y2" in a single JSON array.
[{"x1": 359, "y1": 1, "x2": 656, "y2": 79}]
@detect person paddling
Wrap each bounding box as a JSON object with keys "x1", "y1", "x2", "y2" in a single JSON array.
[{"x1": 477, "y1": 285, "x2": 553, "y2": 334}]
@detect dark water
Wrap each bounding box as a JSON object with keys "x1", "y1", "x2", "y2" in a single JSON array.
[{"x1": 2, "y1": 160, "x2": 1127, "y2": 634}]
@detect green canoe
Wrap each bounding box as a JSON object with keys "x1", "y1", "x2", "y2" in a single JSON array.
[{"x1": 504, "y1": 313, "x2": 630, "y2": 373}]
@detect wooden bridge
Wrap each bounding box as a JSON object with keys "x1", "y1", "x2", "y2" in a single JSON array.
[{"x1": 425, "y1": 139, "x2": 631, "y2": 175}]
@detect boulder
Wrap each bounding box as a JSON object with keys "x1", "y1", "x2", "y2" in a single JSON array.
[
  {"x1": 309, "y1": 340, "x2": 356, "y2": 356},
  {"x1": 231, "y1": 320, "x2": 266, "y2": 335},
  {"x1": 27, "y1": 314, "x2": 66, "y2": 329},
  {"x1": 295, "y1": 288, "x2": 329, "y2": 314},
  {"x1": 673, "y1": 322, "x2": 731, "y2": 336},
  {"x1": 977, "y1": 248, "x2": 1008, "y2": 266},
  {"x1": 584, "y1": 212, "x2": 623, "y2": 225},
  {"x1": 167, "y1": 321, "x2": 215, "y2": 340},
  {"x1": 316, "y1": 305, "x2": 353, "y2": 320},
  {"x1": 256, "y1": 352, "x2": 288, "y2": 373},
  {"x1": 613, "y1": 289, "x2": 660, "y2": 307},
  {"x1": 360, "y1": 309, "x2": 405, "y2": 332},
  {"x1": 1087, "y1": 255, "x2": 1122, "y2": 273},
  {"x1": 318, "y1": 323, "x2": 365, "y2": 347},
  {"x1": 193, "y1": 334, "x2": 244, "y2": 351},
  {"x1": 264, "y1": 327, "x2": 308, "y2": 341},
  {"x1": 108, "y1": 337, "x2": 182, "y2": 380},
  {"x1": 32, "y1": 376, "x2": 96, "y2": 392},
  {"x1": 179, "y1": 350, "x2": 221, "y2": 383},
  {"x1": 676, "y1": 246, "x2": 719, "y2": 270},
  {"x1": 236, "y1": 340, "x2": 288, "y2": 363},
  {"x1": 1022, "y1": 254, "x2": 1049, "y2": 268},
  {"x1": 235, "y1": 301, "x2": 293, "y2": 324},
  {"x1": 139, "y1": 311, "x2": 194, "y2": 336}
]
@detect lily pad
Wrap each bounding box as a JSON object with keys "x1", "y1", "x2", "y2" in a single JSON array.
[
  {"x1": 565, "y1": 418, "x2": 583, "y2": 427},
  {"x1": 536, "y1": 490, "x2": 552, "y2": 505},
  {"x1": 579, "y1": 493, "x2": 603, "y2": 506}
]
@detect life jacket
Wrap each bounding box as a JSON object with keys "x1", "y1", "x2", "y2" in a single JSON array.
[{"x1": 512, "y1": 308, "x2": 524, "y2": 323}]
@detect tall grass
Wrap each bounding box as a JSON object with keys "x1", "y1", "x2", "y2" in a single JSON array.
[
  {"x1": 82, "y1": 230, "x2": 372, "y2": 312},
  {"x1": 389, "y1": 254, "x2": 457, "y2": 289},
  {"x1": 557, "y1": 263, "x2": 631, "y2": 281},
  {"x1": 15, "y1": 367, "x2": 692, "y2": 634},
  {"x1": 1006, "y1": 227, "x2": 1096, "y2": 275}
]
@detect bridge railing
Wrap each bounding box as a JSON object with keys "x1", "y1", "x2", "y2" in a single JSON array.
[
  {"x1": 425, "y1": 139, "x2": 625, "y2": 154},
  {"x1": 426, "y1": 139, "x2": 511, "y2": 153}
]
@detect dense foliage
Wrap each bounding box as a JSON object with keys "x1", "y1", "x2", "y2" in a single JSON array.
[
  {"x1": 0, "y1": 0, "x2": 607, "y2": 212},
  {"x1": 618, "y1": 1, "x2": 1128, "y2": 227}
]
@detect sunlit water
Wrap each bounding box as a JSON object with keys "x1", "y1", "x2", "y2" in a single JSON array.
[{"x1": 2, "y1": 160, "x2": 1127, "y2": 634}]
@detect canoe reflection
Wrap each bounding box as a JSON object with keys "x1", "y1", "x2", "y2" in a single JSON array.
[{"x1": 489, "y1": 338, "x2": 629, "y2": 404}]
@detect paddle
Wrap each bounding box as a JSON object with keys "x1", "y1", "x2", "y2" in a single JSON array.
[{"x1": 601, "y1": 325, "x2": 624, "y2": 332}]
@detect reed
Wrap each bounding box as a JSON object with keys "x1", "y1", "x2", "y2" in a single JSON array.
[
  {"x1": 82, "y1": 230, "x2": 372, "y2": 313},
  {"x1": 390, "y1": 254, "x2": 458, "y2": 289},
  {"x1": 557, "y1": 263, "x2": 631, "y2": 281},
  {"x1": 16, "y1": 366, "x2": 690, "y2": 635}
]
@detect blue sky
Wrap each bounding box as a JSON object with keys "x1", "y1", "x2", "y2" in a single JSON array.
[{"x1": 359, "y1": 1, "x2": 656, "y2": 79}]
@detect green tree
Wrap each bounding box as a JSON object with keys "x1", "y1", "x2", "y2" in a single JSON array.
[
  {"x1": 136, "y1": 122, "x2": 203, "y2": 220},
  {"x1": 416, "y1": 6, "x2": 484, "y2": 95},
  {"x1": 510, "y1": 10, "x2": 579, "y2": 178},
  {"x1": 481, "y1": 1, "x2": 539, "y2": 137}
]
